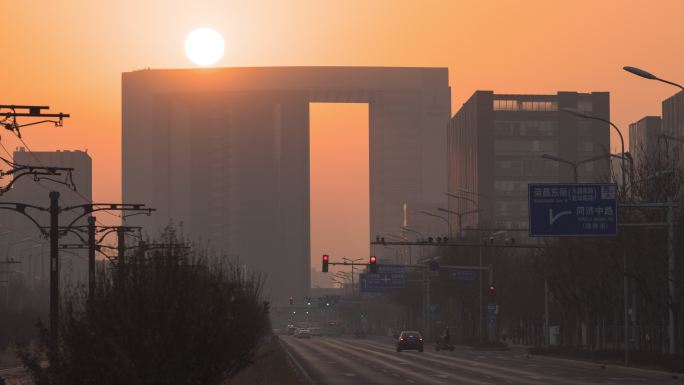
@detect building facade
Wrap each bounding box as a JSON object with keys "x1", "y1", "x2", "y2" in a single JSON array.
[
  {"x1": 0, "y1": 148, "x2": 92, "y2": 286},
  {"x1": 663, "y1": 91, "x2": 684, "y2": 137},
  {"x1": 629, "y1": 116, "x2": 662, "y2": 165},
  {"x1": 121, "y1": 67, "x2": 451, "y2": 303},
  {"x1": 447, "y1": 91, "x2": 610, "y2": 231}
]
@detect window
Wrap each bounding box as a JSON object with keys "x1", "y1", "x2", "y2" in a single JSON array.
[
  {"x1": 578, "y1": 97, "x2": 593, "y2": 113},
  {"x1": 494, "y1": 99, "x2": 558, "y2": 112},
  {"x1": 494, "y1": 180, "x2": 528, "y2": 196},
  {"x1": 495, "y1": 160, "x2": 523, "y2": 176},
  {"x1": 494, "y1": 121, "x2": 515, "y2": 136},
  {"x1": 578, "y1": 121, "x2": 593, "y2": 136},
  {"x1": 578, "y1": 141, "x2": 594, "y2": 152},
  {"x1": 493, "y1": 100, "x2": 519, "y2": 111},
  {"x1": 494, "y1": 140, "x2": 558, "y2": 155},
  {"x1": 521, "y1": 101, "x2": 558, "y2": 112}
]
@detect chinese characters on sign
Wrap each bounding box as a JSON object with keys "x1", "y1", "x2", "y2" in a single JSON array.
[{"x1": 528, "y1": 183, "x2": 618, "y2": 236}]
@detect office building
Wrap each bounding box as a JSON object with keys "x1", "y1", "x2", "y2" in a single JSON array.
[
  {"x1": 0, "y1": 148, "x2": 92, "y2": 285},
  {"x1": 629, "y1": 116, "x2": 662, "y2": 166},
  {"x1": 447, "y1": 91, "x2": 610, "y2": 231},
  {"x1": 121, "y1": 67, "x2": 451, "y2": 303}
]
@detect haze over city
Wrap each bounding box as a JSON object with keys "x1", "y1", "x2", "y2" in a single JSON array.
[{"x1": 2, "y1": 1, "x2": 684, "y2": 384}]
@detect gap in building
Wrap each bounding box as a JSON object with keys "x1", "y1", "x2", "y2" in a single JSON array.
[{"x1": 309, "y1": 103, "x2": 369, "y2": 289}]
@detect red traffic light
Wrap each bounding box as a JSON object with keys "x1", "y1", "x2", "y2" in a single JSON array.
[
  {"x1": 322, "y1": 254, "x2": 329, "y2": 273},
  {"x1": 488, "y1": 284, "x2": 496, "y2": 292},
  {"x1": 369, "y1": 256, "x2": 378, "y2": 273}
]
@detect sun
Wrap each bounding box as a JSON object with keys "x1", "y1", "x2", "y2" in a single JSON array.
[{"x1": 185, "y1": 27, "x2": 225, "y2": 66}]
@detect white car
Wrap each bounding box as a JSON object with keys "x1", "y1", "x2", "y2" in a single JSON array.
[{"x1": 295, "y1": 328, "x2": 312, "y2": 339}]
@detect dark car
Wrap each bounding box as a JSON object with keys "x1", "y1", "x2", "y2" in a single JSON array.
[{"x1": 396, "y1": 331, "x2": 423, "y2": 352}]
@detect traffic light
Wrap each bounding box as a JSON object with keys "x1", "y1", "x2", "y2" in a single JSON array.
[
  {"x1": 289, "y1": 296, "x2": 294, "y2": 305},
  {"x1": 306, "y1": 297, "x2": 312, "y2": 306},
  {"x1": 322, "y1": 254, "x2": 329, "y2": 272},
  {"x1": 487, "y1": 284, "x2": 496, "y2": 302},
  {"x1": 369, "y1": 256, "x2": 377, "y2": 273}
]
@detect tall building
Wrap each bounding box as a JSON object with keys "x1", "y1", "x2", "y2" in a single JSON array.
[
  {"x1": 0, "y1": 148, "x2": 92, "y2": 285},
  {"x1": 663, "y1": 91, "x2": 684, "y2": 137},
  {"x1": 661, "y1": 90, "x2": 684, "y2": 159},
  {"x1": 629, "y1": 116, "x2": 662, "y2": 165},
  {"x1": 121, "y1": 67, "x2": 451, "y2": 303},
  {"x1": 447, "y1": 91, "x2": 610, "y2": 231}
]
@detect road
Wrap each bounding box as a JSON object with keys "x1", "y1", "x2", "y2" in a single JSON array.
[{"x1": 281, "y1": 336, "x2": 682, "y2": 385}]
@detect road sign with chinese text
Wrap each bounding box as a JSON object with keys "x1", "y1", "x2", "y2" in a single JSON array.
[
  {"x1": 359, "y1": 271, "x2": 406, "y2": 292},
  {"x1": 528, "y1": 183, "x2": 618, "y2": 237},
  {"x1": 448, "y1": 270, "x2": 477, "y2": 281}
]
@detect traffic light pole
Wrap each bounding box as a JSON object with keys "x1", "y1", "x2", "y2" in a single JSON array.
[
  {"x1": 49, "y1": 191, "x2": 60, "y2": 347},
  {"x1": 479, "y1": 244, "x2": 483, "y2": 343},
  {"x1": 117, "y1": 227, "x2": 126, "y2": 263},
  {"x1": 88, "y1": 217, "x2": 96, "y2": 296}
]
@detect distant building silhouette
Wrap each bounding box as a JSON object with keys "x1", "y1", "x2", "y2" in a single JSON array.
[
  {"x1": 447, "y1": 91, "x2": 610, "y2": 231},
  {"x1": 0, "y1": 148, "x2": 92, "y2": 287},
  {"x1": 629, "y1": 116, "x2": 662, "y2": 165},
  {"x1": 121, "y1": 66, "x2": 451, "y2": 304},
  {"x1": 662, "y1": 90, "x2": 684, "y2": 157}
]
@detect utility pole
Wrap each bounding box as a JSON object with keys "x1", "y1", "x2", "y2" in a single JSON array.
[
  {"x1": 0, "y1": 258, "x2": 21, "y2": 308},
  {"x1": 117, "y1": 227, "x2": 126, "y2": 263},
  {"x1": 668, "y1": 198, "x2": 676, "y2": 354},
  {"x1": 544, "y1": 280, "x2": 550, "y2": 346},
  {"x1": 479, "y1": 243, "x2": 484, "y2": 343},
  {"x1": 87, "y1": 216, "x2": 96, "y2": 296},
  {"x1": 49, "y1": 191, "x2": 60, "y2": 347},
  {"x1": 425, "y1": 270, "x2": 430, "y2": 339}
]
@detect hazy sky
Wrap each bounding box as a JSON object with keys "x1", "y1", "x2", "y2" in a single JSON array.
[{"x1": 3, "y1": 0, "x2": 684, "y2": 268}]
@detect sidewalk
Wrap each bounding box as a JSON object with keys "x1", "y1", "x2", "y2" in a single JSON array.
[{"x1": 515, "y1": 345, "x2": 684, "y2": 378}]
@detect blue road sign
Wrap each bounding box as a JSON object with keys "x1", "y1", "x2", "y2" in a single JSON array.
[
  {"x1": 448, "y1": 270, "x2": 477, "y2": 281},
  {"x1": 359, "y1": 274, "x2": 383, "y2": 292},
  {"x1": 359, "y1": 271, "x2": 406, "y2": 292},
  {"x1": 528, "y1": 183, "x2": 618, "y2": 237},
  {"x1": 378, "y1": 265, "x2": 406, "y2": 274}
]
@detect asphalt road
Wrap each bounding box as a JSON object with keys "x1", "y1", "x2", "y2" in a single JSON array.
[{"x1": 281, "y1": 336, "x2": 684, "y2": 385}]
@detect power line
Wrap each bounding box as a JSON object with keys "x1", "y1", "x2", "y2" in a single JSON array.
[{"x1": 7, "y1": 137, "x2": 122, "y2": 223}]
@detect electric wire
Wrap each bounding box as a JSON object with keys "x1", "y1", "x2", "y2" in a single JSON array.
[{"x1": 12, "y1": 136, "x2": 122, "y2": 223}]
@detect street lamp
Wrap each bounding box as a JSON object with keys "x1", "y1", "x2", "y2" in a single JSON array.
[
  {"x1": 562, "y1": 107, "x2": 630, "y2": 363},
  {"x1": 342, "y1": 257, "x2": 362, "y2": 297},
  {"x1": 445, "y1": 192, "x2": 482, "y2": 231},
  {"x1": 400, "y1": 226, "x2": 425, "y2": 240},
  {"x1": 456, "y1": 188, "x2": 493, "y2": 225},
  {"x1": 624, "y1": 67, "x2": 683, "y2": 355},
  {"x1": 562, "y1": 108, "x2": 626, "y2": 189},
  {"x1": 623, "y1": 66, "x2": 684, "y2": 91},
  {"x1": 540, "y1": 153, "x2": 612, "y2": 183},
  {"x1": 436, "y1": 207, "x2": 482, "y2": 238},
  {"x1": 417, "y1": 210, "x2": 452, "y2": 236}
]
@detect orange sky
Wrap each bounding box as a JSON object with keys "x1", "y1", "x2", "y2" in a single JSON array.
[
  {"x1": 310, "y1": 104, "x2": 369, "y2": 276},
  {"x1": 3, "y1": 0, "x2": 684, "y2": 269}
]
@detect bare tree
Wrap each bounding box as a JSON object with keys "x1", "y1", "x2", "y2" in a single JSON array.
[{"x1": 20, "y1": 227, "x2": 270, "y2": 385}]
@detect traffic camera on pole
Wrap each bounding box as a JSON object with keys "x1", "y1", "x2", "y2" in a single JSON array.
[
  {"x1": 322, "y1": 254, "x2": 329, "y2": 272},
  {"x1": 369, "y1": 256, "x2": 377, "y2": 273}
]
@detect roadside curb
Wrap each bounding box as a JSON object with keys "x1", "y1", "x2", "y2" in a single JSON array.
[
  {"x1": 279, "y1": 339, "x2": 316, "y2": 385},
  {"x1": 529, "y1": 352, "x2": 684, "y2": 378}
]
